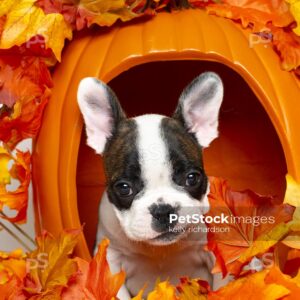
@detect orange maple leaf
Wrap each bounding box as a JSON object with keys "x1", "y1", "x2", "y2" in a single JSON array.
[
  {"x1": 206, "y1": 177, "x2": 294, "y2": 277},
  {"x1": 0, "y1": 56, "x2": 52, "y2": 149},
  {"x1": 272, "y1": 27, "x2": 300, "y2": 71},
  {"x1": 0, "y1": 275, "x2": 25, "y2": 300},
  {"x1": 206, "y1": 0, "x2": 294, "y2": 30},
  {"x1": 264, "y1": 266, "x2": 300, "y2": 299},
  {"x1": 62, "y1": 238, "x2": 125, "y2": 300},
  {"x1": 208, "y1": 268, "x2": 290, "y2": 300}
]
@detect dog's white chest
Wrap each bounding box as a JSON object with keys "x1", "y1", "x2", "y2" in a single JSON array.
[{"x1": 122, "y1": 244, "x2": 213, "y2": 296}]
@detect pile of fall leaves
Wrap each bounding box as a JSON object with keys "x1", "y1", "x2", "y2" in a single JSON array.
[{"x1": 1, "y1": 0, "x2": 300, "y2": 299}]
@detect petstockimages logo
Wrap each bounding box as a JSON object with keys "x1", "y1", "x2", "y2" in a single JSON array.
[
  {"x1": 166, "y1": 210, "x2": 277, "y2": 239},
  {"x1": 170, "y1": 213, "x2": 230, "y2": 224},
  {"x1": 169, "y1": 212, "x2": 275, "y2": 227}
]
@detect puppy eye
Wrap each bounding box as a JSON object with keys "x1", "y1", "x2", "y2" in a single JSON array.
[
  {"x1": 185, "y1": 172, "x2": 201, "y2": 187},
  {"x1": 114, "y1": 182, "x2": 133, "y2": 197}
]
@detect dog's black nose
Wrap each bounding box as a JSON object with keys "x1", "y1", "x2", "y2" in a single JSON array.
[{"x1": 149, "y1": 203, "x2": 177, "y2": 232}]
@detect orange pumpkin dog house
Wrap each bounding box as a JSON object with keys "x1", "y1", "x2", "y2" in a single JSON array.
[{"x1": 32, "y1": 9, "x2": 300, "y2": 260}]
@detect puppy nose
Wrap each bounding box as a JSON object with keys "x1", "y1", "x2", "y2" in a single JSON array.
[{"x1": 149, "y1": 204, "x2": 177, "y2": 232}]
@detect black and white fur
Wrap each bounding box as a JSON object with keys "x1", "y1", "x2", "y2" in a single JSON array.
[{"x1": 77, "y1": 72, "x2": 226, "y2": 299}]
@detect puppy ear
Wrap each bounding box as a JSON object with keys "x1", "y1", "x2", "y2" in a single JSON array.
[
  {"x1": 77, "y1": 77, "x2": 125, "y2": 154},
  {"x1": 174, "y1": 72, "x2": 224, "y2": 147}
]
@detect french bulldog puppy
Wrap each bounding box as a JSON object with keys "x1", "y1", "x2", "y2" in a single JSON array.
[{"x1": 77, "y1": 72, "x2": 225, "y2": 299}]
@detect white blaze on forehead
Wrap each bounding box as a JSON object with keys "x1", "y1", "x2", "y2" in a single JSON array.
[{"x1": 134, "y1": 114, "x2": 172, "y2": 189}]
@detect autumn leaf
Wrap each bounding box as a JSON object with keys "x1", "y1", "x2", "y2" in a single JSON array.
[
  {"x1": 131, "y1": 288, "x2": 145, "y2": 300},
  {"x1": 0, "y1": 250, "x2": 27, "y2": 299},
  {"x1": 0, "y1": 0, "x2": 72, "y2": 61},
  {"x1": 0, "y1": 249, "x2": 26, "y2": 285},
  {"x1": 281, "y1": 234, "x2": 300, "y2": 250},
  {"x1": 189, "y1": 0, "x2": 215, "y2": 9},
  {"x1": 62, "y1": 238, "x2": 125, "y2": 300},
  {"x1": 276, "y1": 175, "x2": 300, "y2": 272},
  {"x1": 85, "y1": 238, "x2": 125, "y2": 299},
  {"x1": 79, "y1": 0, "x2": 140, "y2": 27},
  {"x1": 130, "y1": 278, "x2": 209, "y2": 300},
  {"x1": 264, "y1": 266, "x2": 300, "y2": 299},
  {"x1": 287, "y1": 0, "x2": 300, "y2": 36},
  {"x1": 0, "y1": 56, "x2": 52, "y2": 149},
  {"x1": 206, "y1": 0, "x2": 293, "y2": 30},
  {"x1": 177, "y1": 277, "x2": 209, "y2": 300},
  {"x1": 272, "y1": 26, "x2": 300, "y2": 71},
  {"x1": 283, "y1": 174, "x2": 300, "y2": 226},
  {"x1": 36, "y1": 0, "x2": 87, "y2": 30},
  {"x1": 238, "y1": 223, "x2": 290, "y2": 265},
  {"x1": 0, "y1": 147, "x2": 31, "y2": 223},
  {"x1": 24, "y1": 229, "x2": 80, "y2": 298},
  {"x1": 278, "y1": 175, "x2": 300, "y2": 251},
  {"x1": 283, "y1": 248, "x2": 300, "y2": 276},
  {"x1": 208, "y1": 269, "x2": 290, "y2": 300},
  {"x1": 206, "y1": 177, "x2": 294, "y2": 277},
  {"x1": 0, "y1": 275, "x2": 26, "y2": 300},
  {"x1": 0, "y1": 15, "x2": 5, "y2": 37},
  {"x1": 37, "y1": 0, "x2": 140, "y2": 30},
  {"x1": 147, "y1": 281, "x2": 178, "y2": 300}
]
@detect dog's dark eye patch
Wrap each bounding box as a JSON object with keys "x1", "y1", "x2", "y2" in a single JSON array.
[
  {"x1": 104, "y1": 119, "x2": 144, "y2": 210},
  {"x1": 160, "y1": 117, "x2": 208, "y2": 199}
]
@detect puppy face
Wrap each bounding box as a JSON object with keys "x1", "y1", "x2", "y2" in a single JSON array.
[{"x1": 77, "y1": 73, "x2": 224, "y2": 245}]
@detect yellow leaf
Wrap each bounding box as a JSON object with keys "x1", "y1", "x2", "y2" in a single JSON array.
[
  {"x1": 0, "y1": 146, "x2": 11, "y2": 186},
  {"x1": 0, "y1": 0, "x2": 72, "y2": 61},
  {"x1": 0, "y1": 0, "x2": 15, "y2": 15},
  {"x1": 239, "y1": 223, "x2": 290, "y2": 263},
  {"x1": 0, "y1": 249, "x2": 24, "y2": 259},
  {"x1": 208, "y1": 269, "x2": 290, "y2": 300},
  {"x1": 79, "y1": 0, "x2": 139, "y2": 27},
  {"x1": 284, "y1": 174, "x2": 300, "y2": 227},
  {"x1": 285, "y1": 175, "x2": 300, "y2": 207},
  {"x1": 131, "y1": 288, "x2": 145, "y2": 300},
  {"x1": 0, "y1": 249, "x2": 26, "y2": 285},
  {"x1": 147, "y1": 281, "x2": 178, "y2": 300},
  {"x1": 27, "y1": 229, "x2": 80, "y2": 294},
  {"x1": 287, "y1": 0, "x2": 300, "y2": 35},
  {"x1": 281, "y1": 234, "x2": 300, "y2": 249},
  {"x1": 177, "y1": 278, "x2": 209, "y2": 300}
]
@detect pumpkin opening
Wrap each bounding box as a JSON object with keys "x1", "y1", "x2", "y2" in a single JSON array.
[{"x1": 76, "y1": 60, "x2": 287, "y2": 254}]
